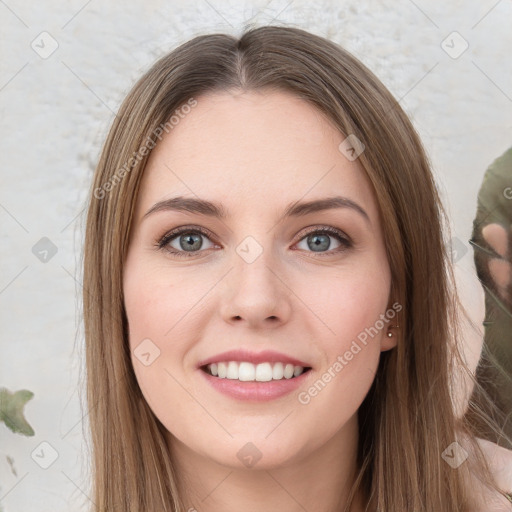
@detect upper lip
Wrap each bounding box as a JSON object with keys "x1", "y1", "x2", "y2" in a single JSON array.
[{"x1": 197, "y1": 349, "x2": 312, "y2": 369}]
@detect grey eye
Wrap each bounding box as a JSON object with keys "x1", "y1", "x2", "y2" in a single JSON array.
[
  {"x1": 296, "y1": 232, "x2": 343, "y2": 253},
  {"x1": 167, "y1": 232, "x2": 214, "y2": 253}
]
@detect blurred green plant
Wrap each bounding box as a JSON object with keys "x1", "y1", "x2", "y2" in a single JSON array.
[
  {"x1": 0, "y1": 387, "x2": 35, "y2": 512},
  {"x1": 0, "y1": 388, "x2": 35, "y2": 436}
]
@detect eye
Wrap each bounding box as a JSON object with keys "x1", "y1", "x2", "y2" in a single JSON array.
[
  {"x1": 294, "y1": 226, "x2": 352, "y2": 256},
  {"x1": 156, "y1": 226, "x2": 217, "y2": 258}
]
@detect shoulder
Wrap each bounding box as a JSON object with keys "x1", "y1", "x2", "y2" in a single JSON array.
[
  {"x1": 467, "y1": 438, "x2": 512, "y2": 512},
  {"x1": 478, "y1": 438, "x2": 512, "y2": 489}
]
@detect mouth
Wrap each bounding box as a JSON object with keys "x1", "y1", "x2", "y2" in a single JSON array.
[{"x1": 200, "y1": 361, "x2": 313, "y2": 382}]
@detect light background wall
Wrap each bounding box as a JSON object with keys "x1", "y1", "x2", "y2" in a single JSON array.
[{"x1": 1, "y1": 1, "x2": 511, "y2": 510}]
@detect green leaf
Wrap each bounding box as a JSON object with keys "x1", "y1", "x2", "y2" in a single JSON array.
[{"x1": 0, "y1": 387, "x2": 35, "y2": 436}]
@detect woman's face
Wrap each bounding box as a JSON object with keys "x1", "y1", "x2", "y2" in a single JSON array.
[{"x1": 123, "y1": 89, "x2": 395, "y2": 470}]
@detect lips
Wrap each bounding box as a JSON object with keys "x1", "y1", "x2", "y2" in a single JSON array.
[{"x1": 196, "y1": 349, "x2": 312, "y2": 369}]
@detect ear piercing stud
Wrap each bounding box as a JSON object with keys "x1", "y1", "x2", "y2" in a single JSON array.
[{"x1": 387, "y1": 324, "x2": 399, "y2": 337}]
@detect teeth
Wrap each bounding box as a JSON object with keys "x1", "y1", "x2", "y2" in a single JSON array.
[{"x1": 206, "y1": 361, "x2": 307, "y2": 381}]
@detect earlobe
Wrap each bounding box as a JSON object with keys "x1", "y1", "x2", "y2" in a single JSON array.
[{"x1": 381, "y1": 324, "x2": 399, "y2": 351}]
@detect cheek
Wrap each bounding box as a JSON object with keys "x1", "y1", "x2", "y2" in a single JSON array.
[
  {"x1": 123, "y1": 255, "x2": 207, "y2": 348},
  {"x1": 122, "y1": 258, "x2": 204, "y2": 427},
  {"x1": 300, "y1": 255, "x2": 391, "y2": 349},
  {"x1": 124, "y1": 274, "x2": 173, "y2": 341},
  {"x1": 296, "y1": 254, "x2": 390, "y2": 400},
  {"x1": 123, "y1": 254, "x2": 183, "y2": 394},
  {"x1": 294, "y1": 264, "x2": 389, "y2": 434}
]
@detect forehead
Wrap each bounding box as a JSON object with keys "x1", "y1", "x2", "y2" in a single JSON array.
[{"x1": 134, "y1": 89, "x2": 379, "y2": 223}]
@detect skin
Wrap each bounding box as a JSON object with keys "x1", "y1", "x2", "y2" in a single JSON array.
[
  {"x1": 468, "y1": 438, "x2": 512, "y2": 511},
  {"x1": 123, "y1": 89, "x2": 397, "y2": 512},
  {"x1": 482, "y1": 223, "x2": 511, "y2": 301}
]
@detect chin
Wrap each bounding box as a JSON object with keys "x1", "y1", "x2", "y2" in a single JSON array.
[{"x1": 206, "y1": 434, "x2": 309, "y2": 471}]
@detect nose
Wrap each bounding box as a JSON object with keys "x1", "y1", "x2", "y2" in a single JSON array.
[{"x1": 219, "y1": 244, "x2": 292, "y2": 329}]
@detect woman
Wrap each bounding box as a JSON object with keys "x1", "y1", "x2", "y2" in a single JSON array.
[{"x1": 82, "y1": 25, "x2": 511, "y2": 511}]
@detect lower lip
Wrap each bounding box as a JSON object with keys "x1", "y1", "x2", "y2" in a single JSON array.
[{"x1": 198, "y1": 368, "x2": 312, "y2": 401}]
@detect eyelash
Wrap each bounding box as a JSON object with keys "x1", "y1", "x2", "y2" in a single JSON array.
[{"x1": 155, "y1": 225, "x2": 352, "y2": 259}]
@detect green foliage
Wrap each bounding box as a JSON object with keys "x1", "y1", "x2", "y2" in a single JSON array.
[{"x1": 0, "y1": 387, "x2": 35, "y2": 436}]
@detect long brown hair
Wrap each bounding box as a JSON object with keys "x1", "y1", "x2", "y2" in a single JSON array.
[{"x1": 81, "y1": 25, "x2": 510, "y2": 511}]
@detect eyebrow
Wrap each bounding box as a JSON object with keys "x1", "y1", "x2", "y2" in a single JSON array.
[{"x1": 142, "y1": 195, "x2": 370, "y2": 224}]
